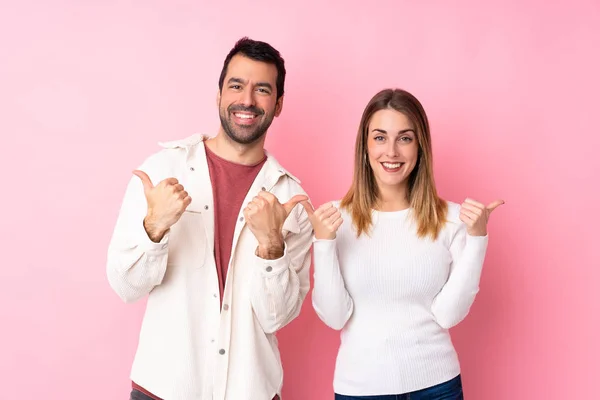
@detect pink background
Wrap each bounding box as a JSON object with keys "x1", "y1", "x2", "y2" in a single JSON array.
[{"x1": 1, "y1": 0, "x2": 598, "y2": 399}]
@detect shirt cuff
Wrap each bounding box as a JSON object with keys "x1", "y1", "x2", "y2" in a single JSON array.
[
  {"x1": 136, "y1": 220, "x2": 170, "y2": 254},
  {"x1": 255, "y1": 242, "x2": 290, "y2": 276}
]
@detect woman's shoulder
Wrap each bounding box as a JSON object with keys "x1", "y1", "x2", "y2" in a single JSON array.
[
  {"x1": 444, "y1": 201, "x2": 464, "y2": 229},
  {"x1": 332, "y1": 200, "x2": 353, "y2": 217},
  {"x1": 331, "y1": 199, "x2": 343, "y2": 208}
]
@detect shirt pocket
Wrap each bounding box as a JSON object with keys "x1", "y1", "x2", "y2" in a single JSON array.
[{"x1": 166, "y1": 209, "x2": 208, "y2": 269}]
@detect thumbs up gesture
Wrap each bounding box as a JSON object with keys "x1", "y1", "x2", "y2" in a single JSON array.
[
  {"x1": 459, "y1": 198, "x2": 504, "y2": 236},
  {"x1": 301, "y1": 201, "x2": 343, "y2": 240},
  {"x1": 133, "y1": 170, "x2": 192, "y2": 242},
  {"x1": 244, "y1": 191, "x2": 308, "y2": 259}
]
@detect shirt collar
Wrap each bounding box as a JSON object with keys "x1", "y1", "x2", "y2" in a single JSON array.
[{"x1": 158, "y1": 134, "x2": 301, "y2": 184}]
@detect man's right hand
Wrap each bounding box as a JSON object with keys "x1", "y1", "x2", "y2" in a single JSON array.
[{"x1": 133, "y1": 170, "x2": 192, "y2": 243}]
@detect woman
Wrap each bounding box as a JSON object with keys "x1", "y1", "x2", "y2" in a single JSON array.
[{"x1": 302, "y1": 89, "x2": 503, "y2": 399}]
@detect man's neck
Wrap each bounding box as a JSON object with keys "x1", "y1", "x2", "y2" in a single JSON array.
[{"x1": 205, "y1": 130, "x2": 266, "y2": 166}]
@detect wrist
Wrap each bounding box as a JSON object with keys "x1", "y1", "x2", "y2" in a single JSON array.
[
  {"x1": 256, "y1": 234, "x2": 284, "y2": 260},
  {"x1": 315, "y1": 231, "x2": 336, "y2": 240},
  {"x1": 467, "y1": 228, "x2": 487, "y2": 237},
  {"x1": 144, "y1": 214, "x2": 169, "y2": 243}
]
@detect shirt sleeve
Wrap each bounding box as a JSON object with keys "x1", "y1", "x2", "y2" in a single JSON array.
[
  {"x1": 249, "y1": 203, "x2": 314, "y2": 334},
  {"x1": 106, "y1": 154, "x2": 170, "y2": 303}
]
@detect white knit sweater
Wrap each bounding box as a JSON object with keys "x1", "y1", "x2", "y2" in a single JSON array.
[{"x1": 312, "y1": 201, "x2": 488, "y2": 396}]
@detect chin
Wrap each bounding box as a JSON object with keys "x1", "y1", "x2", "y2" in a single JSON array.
[
  {"x1": 230, "y1": 131, "x2": 265, "y2": 145},
  {"x1": 378, "y1": 176, "x2": 408, "y2": 188}
]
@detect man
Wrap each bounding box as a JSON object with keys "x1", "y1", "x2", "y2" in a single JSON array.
[{"x1": 107, "y1": 37, "x2": 313, "y2": 400}]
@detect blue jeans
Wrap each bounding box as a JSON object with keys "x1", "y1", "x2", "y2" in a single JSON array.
[
  {"x1": 130, "y1": 390, "x2": 155, "y2": 400},
  {"x1": 335, "y1": 375, "x2": 463, "y2": 400}
]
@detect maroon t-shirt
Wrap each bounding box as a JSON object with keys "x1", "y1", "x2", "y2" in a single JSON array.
[
  {"x1": 205, "y1": 144, "x2": 266, "y2": 301},
  {"x1": 132, "y1": 144, "x2": 278, "y2": 400}
]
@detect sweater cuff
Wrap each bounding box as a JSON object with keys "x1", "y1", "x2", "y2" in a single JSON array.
[
  {"x1": 466, "y1": 233, "x2": 488, "y2": 247},
  {"x1": 464, "y1": 233, "x2": 489, "y2": 258},
  {"x1": 312, "y1": 238, "x2": 338, "y2": 271},
  {"x1": 313, "y1": 237, "x2": 336, "y2": 250}
]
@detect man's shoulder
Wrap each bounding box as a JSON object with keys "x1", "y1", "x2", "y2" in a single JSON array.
[
  {"x1": 135, "y1": 134, "x2": 208, "y2": 176},
  {"x1": 157, "y1": 133, "x2": 207, "y2": 150},
  {"x1": 264, "y1": 152, "x2": 302, "y2": 186},
  {"x1": 143, "y1": 133, "x2": 207, "y2": 162}
]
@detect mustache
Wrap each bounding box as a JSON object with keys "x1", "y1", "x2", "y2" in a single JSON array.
[{"x1": 228, "y1": 105, "x2": 264, "y2": 115}]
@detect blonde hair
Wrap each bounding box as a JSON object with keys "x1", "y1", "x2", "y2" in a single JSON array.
[{"x1": 340, "y1": 88, "x2": 448, "y2": 240}]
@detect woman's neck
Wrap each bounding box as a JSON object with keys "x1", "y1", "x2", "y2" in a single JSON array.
[{"x1": 375, "y1": 184, "x2": 410, "y2": 211}]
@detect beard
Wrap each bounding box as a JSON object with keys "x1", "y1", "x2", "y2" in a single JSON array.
[{"x1": 219, "y1": 102, "x2": 276, "y2": 145}]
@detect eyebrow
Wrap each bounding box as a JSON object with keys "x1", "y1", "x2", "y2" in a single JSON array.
[
  {"x1": 371, "y1": 128, "x2": 415, "y2": 135},
  {"x1": 227, "y1": 77, "x2": 273, "y2": 91}
]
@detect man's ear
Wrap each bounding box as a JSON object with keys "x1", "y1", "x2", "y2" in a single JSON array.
[{"x1": 275, "y1": 96, "x2": 284, "y2": 117}]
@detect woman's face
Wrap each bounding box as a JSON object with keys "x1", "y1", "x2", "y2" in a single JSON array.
[{"x1": 366, "y1": 109, "x2": 419, "y2": 192}]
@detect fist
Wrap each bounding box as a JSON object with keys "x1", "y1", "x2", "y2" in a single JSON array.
[
  {"x1": 301, "y1": 201, "x2": 343, "y2": 240},
  {"x1": 459, "y1": 198, "x2": 504, "y2": 236},
  {"x1": 133, "y1": 170, "x2": 191, "y2": 242}
]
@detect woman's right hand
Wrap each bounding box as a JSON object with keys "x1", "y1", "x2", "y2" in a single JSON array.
[{"x1": 301, "y1": 201, "x2": 343, "y2": 240}]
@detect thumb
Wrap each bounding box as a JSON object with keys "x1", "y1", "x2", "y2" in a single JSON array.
[
  {"x1": 132, "y1": 170, "x2": 154, "y2": 191},
  {"x1": 283, "y1": 195, "x2": 309, "y2": 215},
  {"x1": 300, "y1": 200, "x2": 315, "y2": 218},
  {"x1": 486, "y1": 199, "x2": 505, "y2": 213}
]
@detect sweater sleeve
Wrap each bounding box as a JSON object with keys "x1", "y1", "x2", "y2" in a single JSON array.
[
  {"x1": 430, "y1": 208, "x2": 489, "y2": 329},
  {"x1": 312, "y1": 238, "x2": 354, "y2": 330}
]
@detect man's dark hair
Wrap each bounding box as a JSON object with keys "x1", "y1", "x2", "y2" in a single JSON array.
[{"x1": 218, "y1": 37, "x2": 286, "y2": 99}]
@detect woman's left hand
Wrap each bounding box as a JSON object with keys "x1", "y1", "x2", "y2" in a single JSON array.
[{"x1": 460, "y1": 198, "x2": 504, "y2": 236}]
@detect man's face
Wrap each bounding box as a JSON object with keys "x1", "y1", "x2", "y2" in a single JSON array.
[{"x1": 218, "y1": 55, "x2": 283, "y2": 145}]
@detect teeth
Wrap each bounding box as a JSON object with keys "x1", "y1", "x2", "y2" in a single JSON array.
[
  {"x1": 383, "y1": 162, "x2": 401, "y2": 168},
  {"x1": 234, "y1": 113, "x2": 255, "y2": 119}
]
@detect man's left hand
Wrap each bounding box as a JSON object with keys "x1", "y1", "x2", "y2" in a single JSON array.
[{"x1": 244, "y1": 191, "x2": 308, "y2": 259}]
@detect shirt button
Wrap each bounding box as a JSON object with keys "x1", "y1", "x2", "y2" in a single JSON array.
[
  {"x1": 219, "y1": 349, "x2": 226, "y2": 355},
  {"x1": 223, "y1": 304, "x2": 229, "y2": 311},
  {"x1": 204, "y1": 205, "x2": 209, "y2": 210},
  {"x1": 261, "y1": 186, "x2": 266, "y2": 191},
  {"x1": 213, "y1": 293, "x2": 218, "y2": 298},
  {"x1": 190, "y1": 167, "x2": 195, "y2": 171},
  {"x1": 266, "y1": 266, "x2": 273, "y2": 272},
  {"x1": 239, "y1": 217, "x2": 244, "y2": 222}
]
